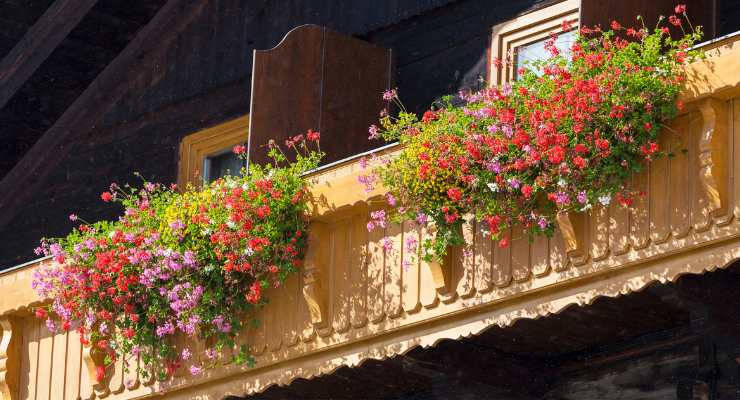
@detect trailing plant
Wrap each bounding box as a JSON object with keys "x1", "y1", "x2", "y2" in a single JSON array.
[
  {"x1": 32, "y1": 132, "x2": 323, "y2": 381},
  {"x1": 364, "y1": 6, "x2": 702, "y2": 262}
]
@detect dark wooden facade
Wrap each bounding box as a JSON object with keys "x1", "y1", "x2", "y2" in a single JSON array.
[{"x1": 1, "y1": 0, "x2": 739, "y2": 269}]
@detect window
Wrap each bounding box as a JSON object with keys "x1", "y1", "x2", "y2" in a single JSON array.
[
  {"x1": 178, "y1": 116, "x2": 249, "y2": 187},
  {"x1": 489, "y1": 0, "x2": 580, "y2": 85}
]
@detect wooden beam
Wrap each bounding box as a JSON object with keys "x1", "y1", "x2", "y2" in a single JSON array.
[
  {"x1": 0, "y1": 0, "x2": 206, "y2": 229},
  {"x1": 0, "y1": 0, "x2": 98, "y2": 109}
]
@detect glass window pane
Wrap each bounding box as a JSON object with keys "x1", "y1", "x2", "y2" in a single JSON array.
[
  {"x1": 514, "y1": 29, "x2": 576, "y2": 78},
  {"x1": 203, "y1": 150, "x2": 244, "y2": 183}
]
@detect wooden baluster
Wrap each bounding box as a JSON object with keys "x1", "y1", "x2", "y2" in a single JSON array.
[
  {"x1": 650, "y1": 126, "x2": 672, "y2": 243},
  {"x1": 697, "y1": 98, "x2": 730, "y2": 228},
  {"x1": 670, "y1": 113, "x2": 691, "y2": 238},
  {"x1": 511, "y1": 225, "x2": 530, "y2": 282},
  {"x1": 456, "y1": 217, "x2": 476, "y2": 297},
  {"x1": 0, "y1": 318, "x2": 20, "y2": 400},
  {"x1": 366, "y1": 205, "x2": 386, "y2": 323},
  {"x1": 349, "y1": 212, "x2": 369, "y2": 327},
  {"x1": 282, "y1": 270, "x2": 301, "y2": 347},
  {"x1": 609, "y1": 201, "x2": 630, "y2": 256},
  {"x1": 384, "y1": 220, "x2": 403, "y2": 318},
  {"x1": 630, "y1": 168, "x2": 651, "y2": 250},
  {"x1": 493, "y1": 229, "x2": 512, "y2": 287},
  {"x1": 331, "y1": 220, "x2": 352, "y2": 333},
  {"x1": 302, "y1": 220, "x2": 332, "y2": 336},
  {"x1": 36, "y1": 322, "x2": 54, "y2": 400},
  {"x1": 590, "y1": 205, "x2": 609, "y2": 261},
  {"x1": 474, "y1": 222, "x2": 494, "y2": 292},
  {"x1": 66, "y1": 329, "x2": 84, "y2": 400},
  {"x1": 530, "y1": 231, "x2": 549, "y2": 277},
  {"x1": 419, "y1": 223, "x2": 440, "y2": 309},
  {"x1": 401, "y1": 220, "x2": 421, "y2": 313},
  {"x1": 50, "y1": 330, "x2": 68, "y2": 399},
  {"x1": 549, "y1": 228, "x2": 569, "y2": 272}
]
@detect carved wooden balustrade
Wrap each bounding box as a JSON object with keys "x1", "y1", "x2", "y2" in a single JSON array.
[{"x1": 1, "y1": 34, "x2": 740, "y2": 400}]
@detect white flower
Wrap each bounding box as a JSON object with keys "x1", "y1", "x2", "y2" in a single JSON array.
[
  {"x1": 226, "y1": 221, "x2": 236, "y2": 230},
  {"x1": 201, "y1": 228, "x2": 211, "y2": 235},
  {"x1": 487, "y1": 183, "x2": 500, "y2": 192},
  {"x1": 557, "y1": 178, "x2": 567, "y2": 187},
  {"x1": 241, "y1": 183, "x2": 249, "y2": 190},
  {"x1": 244, "y1": 247, "x2": 254, "y2": 256},
  {"x1": 598, "y1": 195, "x2": 612, "y2": 206},
  {"x1": 580, "y1": 203, "x2": 593, "y2": 212}
]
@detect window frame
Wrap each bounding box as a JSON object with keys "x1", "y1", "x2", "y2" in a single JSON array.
[
  {"x1": 177, "y1": 116, "x2": 249, "y2": 187},
  {"x1": 489, "y1": 0, "x2": 580, "y2": 86}
]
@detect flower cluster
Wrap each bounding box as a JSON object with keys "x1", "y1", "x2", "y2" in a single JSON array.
[
  {"x1": 32, "y1": 134, "x2": 322, "y2": 380},
  {"x1": 366, "y1": 7, "x2": 702, "y2": 261}
]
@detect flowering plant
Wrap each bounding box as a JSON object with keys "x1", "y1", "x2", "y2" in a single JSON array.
[
  {"x1": 32, "y1": 133, "x2": 322, "y2": 380},
  {"x1": 366, "y1": 7, "x2": 702, "y2": 262}
]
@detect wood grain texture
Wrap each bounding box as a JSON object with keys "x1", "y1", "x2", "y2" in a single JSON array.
[
  {"x1": 248, "y1": 24, "x2": 391, "y2": 167},
  {"x1": 0, "y1": 0, "x2": 99, "y2": 109}
]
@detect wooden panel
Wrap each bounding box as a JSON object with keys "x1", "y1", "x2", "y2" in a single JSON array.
[
  {"x1": 401, "y1": 221, "x2": 421, "y2": 313},
  {"x1": 609, "y1": 202, "x2": 630, "y2": 256},
  {"x1": 670, "y1": 115, "x2": 691, "y2": 238},
  {"x1": 630, "y1": 169, "x2": 651, "y2": 249},
  {"x1": 249, "y1": 25, "x2": 391, "y2": 166},
  {"x1": 384, "y1": 221, "x2": 403, "y2": 318},
  {"x1": 35, "y1": 326, "x2": 53, "y2": 400},
  {"x1": 50, "y1": 332, "x2": 67, "y2": 400},
  {"x1": 419, "y1": 223, "x2": 440, "y2": 308},
  {"x1": 349, "y1": 214, "x2": 368, "y2": 327},
  {"x1": 580, "y1": 0, "x2": 717, "y2": 39},
  {"x1": 455, "y1": 219, "x2": 476, "y2": 297},
  {"x1": 510, "y1": 227, "x2": 530, "y2": 282},
  {"x1": 530, "y1": 233, "x2": 549, "y2": 277},
  {"x1": 282, "y1": 272, "x2": 301, "y2": 347},
  {"x1": 249, "y1": 25, "x2": 323, "y2": 166},
  {"x1": 367, "y1": 207, "x2": 386, "y2": 323},
  {"x1": 493, "y1": 230, "x2": 512, "y2": 287},
  {"x1": 318, "y1": 29, "x2": 393, "y2": 165},
  {"x1": 474, "y1": 225, "x2": 493, "y2": 292},
  {"x1": 590, "y1": 206, "x2": 609, "y2": 261},
  {"x1": 65, "y1": 330, "x2": 82, "y2": 400},
  {"x1": 331, "y1": 220, "x2": 352, "y2": 333},
  {"x1": 266, "y1": 285, "x2": 283, "y2": 351},
  {"x1": 550, "y1": 230, "x2": 569, "y2": 272},
  {"x1": 651, "y1": 129, "x2": 672, "y2": 243}
]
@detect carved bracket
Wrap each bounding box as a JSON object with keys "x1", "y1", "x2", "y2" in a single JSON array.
[
  {"x1": 0, "y1": 318, "x2": 20, "y2": 400},
  {"x1": 698, "y1": 97, "x2": 730, "y2": 228},
  {"x1": 302, "y1": 221, "x2": 331, "y2": 335},
  {"x1": 555, "y1": 212, "x2": 588, "y2": 266},
  {"x1": 82, "y1": 343, "x2": 111, "y2": 399}
]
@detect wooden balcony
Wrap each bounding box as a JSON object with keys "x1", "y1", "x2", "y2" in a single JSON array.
[{"x1": 2, "y1": 33, "x2": 740, "y2": 400}]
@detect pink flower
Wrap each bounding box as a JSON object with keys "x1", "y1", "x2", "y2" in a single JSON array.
[
  {"x1": 382, "y1": 88, "x2": 398, "y2": 101},
  {"x1": 368, "y1": 125, "x2": 380, "y2": 140},
  {"x1": 189, "y1": 365, "x2": 203, "y2": 376},
  {"x1": 232, "y1": 144, "x2": 246, "y2": 155}
]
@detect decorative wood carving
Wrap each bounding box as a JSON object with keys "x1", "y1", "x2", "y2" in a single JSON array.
[
  {"x1": 82, "y1": 343, "x2": 111, "y2": 399},
  {"x1": 302, "y1": 221, "x2": 331, "y2": 335},
  {"x1": 0, "y1": 318, "x2": 19, "y2": 400},
  {"x1": 555, "y1": 212, "x2": 588, "y2": 266},
  {"x1": 698, "y1": 97, "x2": 730, "y2": 228}
]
